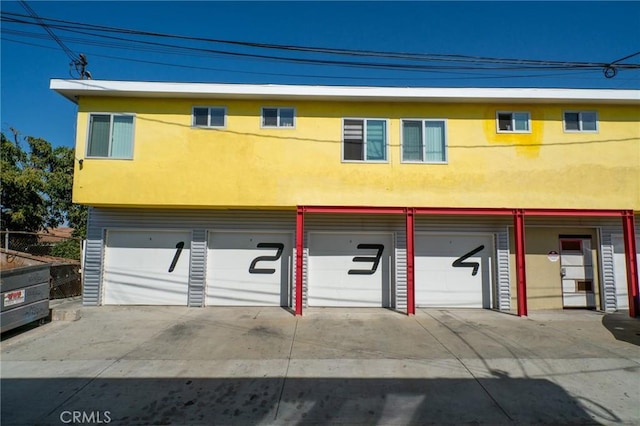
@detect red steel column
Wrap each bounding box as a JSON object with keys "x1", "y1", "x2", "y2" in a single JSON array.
[
  {"x1": 622, "y1": 211, "x2": 638, "y2": 318},
  {"x1": 295, "y1": 207, "x2": 305, "y2": 316},
  {"x1": 514, "y1": 209, "x2": 528, "y2": 317},
  {"x1": 406, "y1": 208, "x2": 415, "y2": 315}
]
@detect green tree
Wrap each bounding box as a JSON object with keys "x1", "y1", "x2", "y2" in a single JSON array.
[{"x1": 1, "y1": 130, "x2": 87, "y2": 237}]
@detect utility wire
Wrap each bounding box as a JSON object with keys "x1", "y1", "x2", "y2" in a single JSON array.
[
  {"x1": 16, "y1": 1, "x2": 77, "y2": 61},
  {"x1": 3, "y1": 11, "x2": 639, "y2": 71},
  {"x1": 608, "y1": 51, "x2": 640, "y2": 65},
  {"x1": 4, "y1": 17, "x2": 637, "y2": 74},
  {"x1": 5, "y1": 36, "x2": 604, "y2": 83}
]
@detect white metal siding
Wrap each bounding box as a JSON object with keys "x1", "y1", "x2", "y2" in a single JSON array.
[
  {"x1": 83, "y1": 208, "x2": 104, "y2": 306},
  {"x1": 495, "y1": 232, "x2": 511, "y2": 311},
  {"x1": 395, "y1": 232, "x2": 407, "y2": 311},
  {"x1": 103, "y1": 230, "x2": 191, "y2": 305},
  {"x1": 599, "y1": 226, "x2": 618, "y2": 311},
  {"x1": 84, "y1": 208, "x2": 295, "y2": 306},
  {"x1": 414, "y1": 216, "x2": 511, "y2": 310},
  {"x1": 188, "y1": 229, "x2": 207, "y2": 307},
  {"x1": 303, "y1": 214, "x2": 404, "y2": 310},
  {"x1": 206, "y1": 231, "x2": 293, "y2": 306}
]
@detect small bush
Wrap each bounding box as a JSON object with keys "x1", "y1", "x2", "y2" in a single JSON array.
[{"x1": 50, "y1": 238, "x2": 81, "y2": 260}]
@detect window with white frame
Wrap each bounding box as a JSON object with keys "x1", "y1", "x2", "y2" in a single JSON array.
[
  {"x1": 192, "y1": 106, "x2": 226, "y2": 128},
  {"x1": 261, "y1": 107, "x2": 295, "y2": 128},
  {"x1": 497, "y1": 112, "x2": 530, "y2": 133},
  {"x1": 87, "y1": 113, "x2": 134, "y2": 158},
  {"x1": 402, "y1": 119, "x2": 447, "y2": 163},
  {"x1": 343, "y1": 118, "x2": 387, "y2": 162},
  {"x1": 563, "y1": 111, "x2": 597, "y2": 132}
]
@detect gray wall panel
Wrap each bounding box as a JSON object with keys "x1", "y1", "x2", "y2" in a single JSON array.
[
  {"x1": 83, "y1": 207, "x2": 104, "y2": 306},
  {"x1": 188, "y1": 229, "x2": 207, "y2": 307}
]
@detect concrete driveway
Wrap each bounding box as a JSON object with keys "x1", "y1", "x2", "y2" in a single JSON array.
[{"x1": 2, "y1": 305, "x2": 639, "y2": 425}]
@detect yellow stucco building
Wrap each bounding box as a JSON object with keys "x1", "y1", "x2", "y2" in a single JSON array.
[{"x1": 51, "y1": 79, "x2": 639, "y2": 316}]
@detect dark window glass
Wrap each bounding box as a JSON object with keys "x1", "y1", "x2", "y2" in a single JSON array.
[
  {"x1": 343, "y1": 119, "x2": 364, "y2": 160},
  {"x1": 210, "y1": 108, "x2": 225, "y2": 127},
  {"x1": 194, "y1": 108, "x2": 209, "y2": 126},
  {"x1": 564, "y1": 112, "x2": 580, "y2": 131},
  {"x1": 498, "y1": 113, "x2": 512, "y2": 131},
  {"x1": 561, "y1": 240, "x2": 582, "y2": 251},
  {"x1": 262, "y1": 108, "x2": 278, "y2": 127}
]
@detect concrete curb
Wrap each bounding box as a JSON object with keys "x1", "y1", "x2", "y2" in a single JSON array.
[{"x1": 49, "y1": 297, "x2": 82, "y2": 322}]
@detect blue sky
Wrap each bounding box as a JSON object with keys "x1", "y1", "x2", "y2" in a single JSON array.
[{"x1": 1, "y1": 1, "x2": 639, "y2": 148}]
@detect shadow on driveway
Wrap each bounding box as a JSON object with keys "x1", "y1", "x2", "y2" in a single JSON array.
[
  {"x1": 601, "y1": 311, "x2": 640, "y2": 346},
  {"x1": 2, "y1": 376, "x2": 610, "y2": 425}
]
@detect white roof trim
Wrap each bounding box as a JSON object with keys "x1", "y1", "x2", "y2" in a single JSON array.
[{"x1": 50, "y1": 79, "x2": 640, "y2": 104}]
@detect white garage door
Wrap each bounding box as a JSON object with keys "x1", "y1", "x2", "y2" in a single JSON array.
[
  {"x1": 308, "y1": 232, "x2": 393, "y2": 307},
  {"x1": 415, "y1": 234, "x2": 493, "y2": 308},
  {"x1": 103, "y1": 230, "x2": 191, "y2": 305},
  {"x1": 612, "y1": 235, "x2": 640, "y2": 310},
  {"x1": 206, "y1": 231, "x2": 292, "y2": 306}
]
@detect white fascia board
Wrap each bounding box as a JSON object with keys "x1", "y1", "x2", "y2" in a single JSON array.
[{"x1": 50, "y1": 79, "x2": 640, "y2": 105}]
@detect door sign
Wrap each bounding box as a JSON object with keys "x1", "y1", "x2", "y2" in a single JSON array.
[
  {"x1": 452, "y1": 245, "x2": 485, "y2": 276},
  {"x1": 348, "y1": 243, "x2": 385, "y2": 275},
  {"x1": 248, "y1": 242, "x2": 285, "y2": 274}
]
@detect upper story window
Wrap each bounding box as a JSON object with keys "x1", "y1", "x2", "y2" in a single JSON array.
[
  {"x1": 342, "y1": 118, "x2": 388, "y2": 162},
  {"x1": 497, "y1": 111, "x2": 530, "y2": 133},
  {"x1": 262, "y1": 107, "x2": 295, "y2": 128},
  {"x1": 401, "y1": 119, "x2": 447, "y2": 163},
  {"x1": 193, "y1": 106, "x2": 226, "y2": 128},
  {"x1": 87, "y1": 113, "x2": 134, "y2": 159},
  {"x1": 564, "y1": 111, "x2": 597, "y2": 132}
]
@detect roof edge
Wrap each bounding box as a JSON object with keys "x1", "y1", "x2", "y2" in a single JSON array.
[{"x1": 50, "y1": 79, "x2": 640, "y2": 104}]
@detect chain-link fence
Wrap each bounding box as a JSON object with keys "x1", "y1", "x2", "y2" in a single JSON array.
[
  {"x1": 1, "y1": 230, "x2": 82, "y2": 261},
  {"x1": 1, "y1": 230, "x2": 83, "y2": 299}
]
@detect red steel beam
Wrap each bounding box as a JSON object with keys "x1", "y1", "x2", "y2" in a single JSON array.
[
  {"x1": 303, "y1": 206, "x2": 406, "y2": 215},
  {"x1": 414, "y1": 207, "x2": 515, "y2": 216},
  {"x1": 514, "y1": 209, "x2": 528, "y2": 317},
  {"x1": 295, "y1": 207, "x2": 305, "y2": 316},
  {"x1": 305, "y1": 206, "x2": 625, "y2": 218},
  {"x1": 622, "y1": 211, "x2": 639, "y2": 318},
  {"x1": 406, "y1": 208, "x2": 415, "y2": 315},
  {"x1": 523, "y1": 209, "x2": 626, "y2": 217}
]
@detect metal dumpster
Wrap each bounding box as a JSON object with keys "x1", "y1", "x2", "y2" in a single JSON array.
[{"x1": 1, "y1": 264, "x2": 50, "y2": 333}]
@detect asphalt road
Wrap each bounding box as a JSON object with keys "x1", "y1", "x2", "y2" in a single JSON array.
[{"x1": 2, "y1": 305, "x2": 639, "y2": 425}]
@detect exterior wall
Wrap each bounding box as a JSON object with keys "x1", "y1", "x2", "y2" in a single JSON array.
[
  {"x1": 73, "y1": 97, "x2": 640, "y2": 210},
  {"x1": 509, "y1": 226, "x2": 601, "y2": 310}
]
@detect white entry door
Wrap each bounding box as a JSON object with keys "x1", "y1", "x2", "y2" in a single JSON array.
[
  {"x1": 559, "y1": 238, "x2": 596, "y2": 308},
  {"x1": 414, "y1": 234, "x2": 493, "y2": 308},
  {"x1": 612, "y1": 234, "x2": 640, "y2": 311},
  {"x1": 308, "y1": 232, "x2": 393, "y2": 307},
  {"x1": 103, "y1": 230, "x2": 191, "y2": 305},
  {"x1": 206, "y1": 231, "x2": 292, "y2": 306}
]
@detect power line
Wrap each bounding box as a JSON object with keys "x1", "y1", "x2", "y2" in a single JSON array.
[
  {"x1": 17, "y1": 1, "x2": 76, "y2": 61},
  {"x1": 6, "y1": 36, "x2": 608, "y2": 84},
  {"x1": 14, "y1": 2, "x2": 92, "y2": 79},
  {"x1": 3, "y1": 10, "x2": 639, "y2": 72}
]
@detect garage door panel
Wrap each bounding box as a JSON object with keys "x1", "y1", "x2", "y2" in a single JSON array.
[
  {"x1": 206, "y1": 232, "x2": 292, "y2": 306},
  {"x1": 415, "y1": 234, "x2": 493, "y2": 308},
  {"x1": 103, "y1": 230, "x2": 191, "y2": 305},
  {"x1": 308, "y1": 233, "x2": 393, "y2": 307}
]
